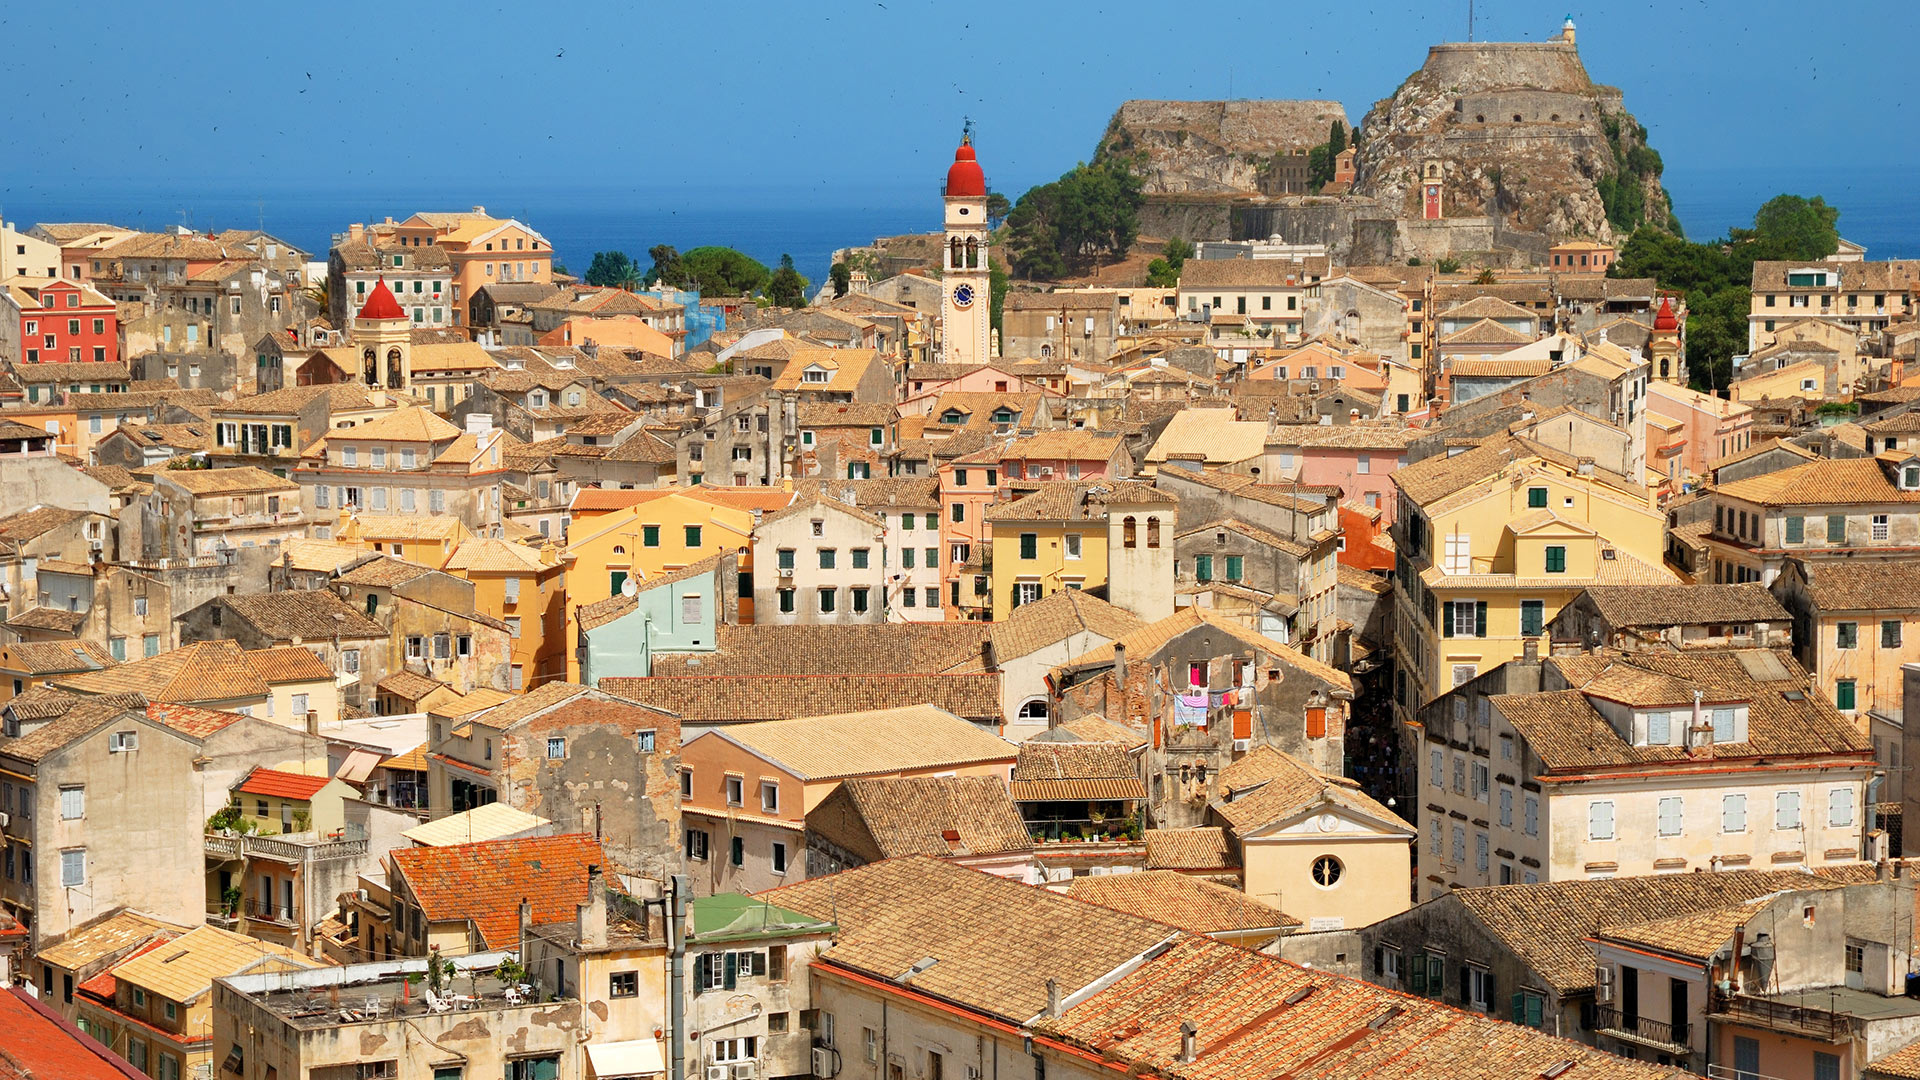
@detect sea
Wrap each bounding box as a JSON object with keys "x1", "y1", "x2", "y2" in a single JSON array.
[{"x1": 3, "y1": 166, "x2": 1914, "y2": 292}]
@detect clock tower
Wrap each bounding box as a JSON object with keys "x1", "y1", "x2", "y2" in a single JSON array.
[{"x1": 941, "y1": 129, "x2": 991, "y2": 366}]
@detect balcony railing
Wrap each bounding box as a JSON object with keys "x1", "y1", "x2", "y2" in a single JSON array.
[
  {"x1": 1594, "y1": 1005, "x2": 1690, "y2": 1049},
  {"x1": 245, "y1": 898, "x2": 295, "y2": 924},
  {"x1": 206, "y1": 828, "x2": 369, "y2": 865},
  {"x1": 1709, "y1": 991, "x2": 1850, "y2": 1042}
]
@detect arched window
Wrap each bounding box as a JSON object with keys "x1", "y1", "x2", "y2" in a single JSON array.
[
  {"x1": 362, "y1": 348, "x2": 377, "y2": 386},
  {"x1": 1146, "y1": 517, "x2": 1161, "y2": 548},
  {"x1": 1016, "y1": 698, "x2": 1049, "y2": 722},
  {"x1": 386, "y1": 347, "x2": 404, "y2": 389},
  {"x1": 1122, "y1": 516, "x2": 1137, "y2": 549},
  {"x1": 1659, "y1": 358, "x2": 1670, "y2": 378},
  {"x1": 950, "y1": 237, "x2": 964, "y2": 270},
  {"x1": 965, "y1": 237, "x2": 978, "y2": 269}
]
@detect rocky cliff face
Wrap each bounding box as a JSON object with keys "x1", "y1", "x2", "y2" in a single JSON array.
[
  {"x1": 1099, "y1": 100, "x2": 1351, "y2": 196},
  {"x1": 1351, "y1": 41, "x2": 1670, "y2": 242}
]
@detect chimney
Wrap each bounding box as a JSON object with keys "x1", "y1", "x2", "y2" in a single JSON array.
[
  {"x1": 472, "y1": 206, "x2": 486, "y2": 215},
  {"x1": 1113, "y1": 641, "x2": 1128, "y2": 689},
  {"x1": 1045, "y1": 978, "x2": 1060, "y2": 1017},
  {"x1": 578, "y1": 865, "x2": 608, "y2": 948},
  {"x1": 519, "y1": 897, "x2": 533, "y2": 939},
  {"x1": 1178, "y1": 1022, "x2": 1198, "y2": 1063},
  {"x1": 305, "y1": 710, "x2": 320, "y2": 736},
  {"x1": 465, "y1": 413, "x2": 493, "y2": 435},
  {"x1": 1522, "y1": 638, "x2": 1538, "y2": 663},
  {"x1": 348, "y1": 223, "x2": 364, "y2": 242}
]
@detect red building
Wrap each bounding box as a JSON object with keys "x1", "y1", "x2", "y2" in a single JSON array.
[
  {"x1": 1337, "y1": 501, "x2": 1395, "y2": 572},
  {"x1": 10, "y1": 279, "x2": 118, "y2": 363}
]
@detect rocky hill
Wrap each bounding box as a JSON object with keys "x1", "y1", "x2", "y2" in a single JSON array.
[
  {"x1": 1097, "y1": 100, "x2": 1351, "y2": 196},
  {"x1": 1351, "y1": 39, "x2": 1671, "y2": 242}
]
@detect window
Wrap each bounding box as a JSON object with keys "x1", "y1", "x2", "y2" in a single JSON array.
[
  {"x1": 1543, "y1": 546, "x2": 1566, "y2": 573},
  {"x1": 1837, "y1": 679, "x2": 1857, "y2": 711},
  {"x1": 1524, "y1": 794, "x2": 1539, "y2": 836},
  {"x1": 685, "y1": 828, "x2": 709, "y2": 860},
  {"x1": 609, "y1": 971, "x2": 638, "y2": 998},
  {"x1": 1642, "y1": 794, "x2": 1682, "y2": 838},
  {"x1": 683, "y1": 525, "x2": 704, "y2": 547},
  {"x1": 1828, "y1": 514, "x2": 1847, "y2": 542},
  {"x1": 730, "y1": 836, "x2": 744, "y2": 867},
  {"x1": 1831, "y1": 787, "x2": 1855, "y2": 827},
  {"x1": 1712, "y1": 706, "x2": 1737, "y2": 743},
  {"x1": 725, "y1": 776, "x2": 745, "y2": 807},
  {"x1": 1885, "y1": 620, "x2": 1904, "y2": 649},
  {"x1": 851, "y1": 587, "x2": 869, "y2": 614},
  {"x1": 1020, "y1": 533, "x2": 1038, "y2": 559},
  {"x1": 851, "y1": 547, "x2": 870, "y2": 569},
  {"x1": 772, "y1": 842, "x2": 788, "y2": 874},
  {"x1": 1588, "y1": 800, "x2": 1615, "y2": 840},
  {"x1": 818, "y1": 548, "x2": 836, "y2": 569},
  {"x1": 505, "y1": 1057, "x2": 560, "y2": 1080},
  {"x1": 1648, "y1": 711, "x2": 1671, "y2": 744},
  {"x1": 711, "y1": 1037, "x2": 758, "y2": 1063},
  {"x1": 1444, "y1": 600, "x2": 1486, "y2": 638},
  {"x1": 778, "y1": 588, "x2": 795, "y2": 614},
  {"x1": 1430, "y1": 749, "x2": 1443, "y2": 788},
  {"x1": 1310, "y1": 855, "x2": 1343, "y2": 887},
  {"x1": 547, "y1": 737, "x2": 566, "y2": 759},
  {"x1": 1786, "y1": 516, "x2": 1804, "y2": 543},
  {"x1": 1723, "y1": 793, "x2": 1748, "y2": 833},
  {"x1": 1520, "y1": 600, "x2": 1544, "y2": 636},
  {"x1": 1776, "y1": 790, "x2": 1802, "y2": 829},
  {"x1": 680, "y1": 768, "x2": 693, "y2": 798},
  {"x1": 1874, "y1": 514, "x2": 1891, "y2": 541},
  {"x1": 1195, "y1": 554, "x2": 1213, "y2": 582},
  {"x1": 59, "y1": 786, "x2": 84, "y2": 820},
  {"x1": 819, "y1": 588, "x2": 837, "y2": 613},
  {"x1": 60, "y1": 848, "x2": 85, "y2": 887},
  {"x1": 109, "y1": 730, "x2": 138, "y2": 752},
  {"x1": 1838, "y1": 622, "x2": 1859, "y2": 649},
  {"x1": 1064, "y1": 533, "x2": 1082, "y2": 560}
]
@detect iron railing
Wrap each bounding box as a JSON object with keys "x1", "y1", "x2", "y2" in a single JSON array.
[{"x1": 1594, "y1": 1005, "x2": 1690, "y2": 1048}]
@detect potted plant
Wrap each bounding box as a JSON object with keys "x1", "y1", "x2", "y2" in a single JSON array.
[{"x1": 220, "y1": 885, "x2": 243, "y2": 918}]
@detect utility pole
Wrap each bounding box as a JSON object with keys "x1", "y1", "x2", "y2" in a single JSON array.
[{"x1": 668, "y1": 873, "x2": 690, "y2": 1080}]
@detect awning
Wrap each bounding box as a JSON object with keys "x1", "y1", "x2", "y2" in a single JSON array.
[
  {"x1": 587, "y1": 1039, "x2": 666, "y2": 1078},
  {"x1": 336, "y1": 748, "x2": 381, "y2": 784}
]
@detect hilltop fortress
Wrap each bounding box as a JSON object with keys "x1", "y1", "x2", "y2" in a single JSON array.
[{"x1": 1102, "y1": 20, "x2": 1671, "y2": 266}]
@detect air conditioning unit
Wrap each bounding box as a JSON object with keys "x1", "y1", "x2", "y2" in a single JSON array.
[
  {"x1": 732, "y1": 1065, "x2": 756, "y2": 1080},
  {"x1": 0, "y1": 812, "x2": 9, "y2": 827},
  {"x1": 1593, "y1": 965, "x2": 1615, "y2": 1003},
  {"x1": 706, "y1": 1068, "x2": 729, "y2": 1080},
  {"x1": 813, "y1": 1048, "x2": 835, "y2": 1078},
  {"x1": 1233, "y1": 739, "x2": 1250, "y2": 752},
  {"x1": 778, "y1": 567, "x2": 794, "y2": 578}
]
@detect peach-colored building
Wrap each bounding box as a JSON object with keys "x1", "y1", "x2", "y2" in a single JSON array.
[
  {"x1": 1262, "y1": 424, "x2": 1417, "y2": 522},
  {"x1": 1549, "y1": 240, "x2": 1615, "y2": 273},
  {"x1": 537, "y1": 313, "x2": 674, "y2": 353},
  {"x1": 938, "y1": 453, "x2": 1001, "y2": 619},
  {"x1": 386, "y1": 210, "x2": 553, "y2": 330},
  {"x1": 1646, "y1": 381, "x2": 1755, "y2": 485},
  {"x1": 899, "y1": 364, "x2": 1058, "y2": 413}
]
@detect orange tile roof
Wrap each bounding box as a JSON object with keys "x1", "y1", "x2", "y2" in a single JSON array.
[
  {"x1": 570, "y1": 487, "x2": 677, "y2": 512},
  {"x1": 389, "y1": 833, "x2": 607, "y2": 949},
  {"x1": 242, "y1": 646, "x2": 333, "y2": 684},
  {"x1": 235, "y1": 767, "x2": 331, "y2": 801}
]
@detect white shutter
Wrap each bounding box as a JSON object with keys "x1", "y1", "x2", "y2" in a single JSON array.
[
  {"x1": 1589, "y1": 800, "x2": 1615, "y2": 840},
  {"x1": 1658, "y1": 796, "x2": 1683, "y2": 836},
  {"x1": 1830, "y1": 787, "x2": 1855, "y2": 827},
  {"x1": 1776, "y1": 791, "x2": 1801, "y2": 829},
  {"x1": 1723, "y1": 793, "x2": 1747, "y2": 832},
  {"x1": 1647, "y1": 711, "x2": 1670, "y2": 744}
]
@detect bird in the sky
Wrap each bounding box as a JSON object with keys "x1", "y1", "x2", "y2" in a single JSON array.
[{"x1": 556, "y1": 48, "x2": 565, "y2": 58}]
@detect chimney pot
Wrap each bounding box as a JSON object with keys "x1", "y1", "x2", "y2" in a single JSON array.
[{"x1": 1046, "y1": 977, "x2": 1060, "y2": 1017}]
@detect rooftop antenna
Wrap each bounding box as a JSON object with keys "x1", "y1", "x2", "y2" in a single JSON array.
[{"x1": 1467, "y1": 0, "x2": 1474, "y2": 41}]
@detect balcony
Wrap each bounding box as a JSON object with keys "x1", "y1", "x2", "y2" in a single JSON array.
[
  {"x1": 246, "y1": 897, "x2": 296, "y2": 925},
  {"x1": 1709, "y1": 990, "x2": 1849, "y2": 1043},
  {"x1": 1594, "y1": 1005, "x2": 1691, "y2": 1051},
  {"x1": 207, "y1": 827, "x2": 369, "y2": 866}
]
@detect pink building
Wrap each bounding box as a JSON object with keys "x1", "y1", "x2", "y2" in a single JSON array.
[
  {"x1": 1646, "y1": 381, "x2": 1754, "y2": 485},
  {"x1": 900, "y1": 364, "x2": 1057, "y2": 413},
  {"x1": 991, "y1": 430, "x2": 1128, "y2": 484},
  {"x1": 1263, "y1": 425, "x2": 1417, "y2": 522}
]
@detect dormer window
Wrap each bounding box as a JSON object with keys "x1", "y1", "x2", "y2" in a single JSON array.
[
  {"x1": 530, "y1": 391, "x2": 546, "y2": 407},
  {"x1": 803, "y1": 366, "x2": 831, "y2": 384},
  {"x1": 941, "y1": 410, "x2": 966, "y2": 424}
]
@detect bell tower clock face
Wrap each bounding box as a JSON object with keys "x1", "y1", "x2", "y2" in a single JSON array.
[{"x1": 952, "y1": 284, "x2": 976, "y2": 309}]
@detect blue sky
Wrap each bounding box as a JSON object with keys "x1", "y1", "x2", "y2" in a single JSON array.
[{"x1": 2, "y1": 1, "x2": 1912, "y2": 215}]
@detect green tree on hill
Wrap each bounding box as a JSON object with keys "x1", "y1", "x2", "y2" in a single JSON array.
[
  {"x1": 1004, "y1": 161, "x2": 1143, "y2": 280},
  {"x1": 585, "y1": 251, "x2": 638, "y2": 289},
  {"x1": 1612, "y1": 193, "x2": 1842, "y2": 392},
  {"x1": 1328, "y1": 120, "x2": 1346, "y2": 158},
  {"x1": 678, "y1": 247, "x2": 772, "y2": 296},
  {"x1": 1145, "y1": 236, "x2": 1194, "y2": 288},
  {"x1": 766, "y1": 254, "x2": 808, "y2": 308},
  {"x1": 829, "y1": 261, "x2": 852, "y2": 298},
  {"x1": 645, "y1": 245, "x2": 686, "y2": 288}
]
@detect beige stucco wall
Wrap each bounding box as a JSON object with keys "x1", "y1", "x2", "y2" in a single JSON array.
[{"x1": 1241, "y1": 830, "x2": 1412, "y2": 930}]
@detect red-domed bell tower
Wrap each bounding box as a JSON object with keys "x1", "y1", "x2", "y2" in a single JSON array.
[
  {"x1": 1650, "y1": 294, "x2": 1684, "y2": 385},
  {"x1": 941, "y1": 127, "x2": 992, "y2": 366}
]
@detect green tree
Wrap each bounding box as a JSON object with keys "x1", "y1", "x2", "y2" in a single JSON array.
[
  {"x1": 1307, "y1": 144, "x2": 1332, "y2": 190},
  {"x1": 1743, "y1": 195, "x2": 1840, "y2": 261},
  {"x1": 985, "y1": 191, "x2": 1012, "y2": 226},
  {"x1": 679, "y1": 247, "x2": 771, "y2": 296},
  {"x1": 584, "y1": 251, "x2": 637, "y2": 289},
  {"x1": 1004, "y1": 161, "x2": 1143, "y2": 280},
  {"x1": 988, "y1": 258, "x2": 1010, "y2": 333},
  {"x1": 1435, "y1": 257, "x2": 1462, "y2": 274},
  {"x1": 766, "y1": 254, "x2": 808, "y2": 308},
  {"x1": 829, "y1": 261, "x2": 852, "y2": 298},
  {"x1": 1145, "y1": 258, "x2": 1178, "y2": 287},
  {"x1": 1328, "y1": 120, "x2": 1347, "y2": 158},
  {"x1": 645, "y1": 245, "x2": 686, "y2": 288},
  {"x1": 1163, "y1": 236, "x2": 1194, "y2": 269}
]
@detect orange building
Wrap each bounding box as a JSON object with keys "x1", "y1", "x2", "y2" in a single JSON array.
[{"x1": 385, "y1": 209, "x2": 554, "y2": 330}]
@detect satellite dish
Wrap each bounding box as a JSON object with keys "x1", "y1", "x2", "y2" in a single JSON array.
[{"x1": 621, "y1": 579, "x2": 638, "y2": 597}]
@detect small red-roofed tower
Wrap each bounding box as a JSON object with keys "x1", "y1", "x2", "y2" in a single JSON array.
[
  {"x1": 1650, "y1": 294, "x2": 1684, "y2": 385},
  {"x1": 941, "y1": 127, "x2": 992, "y2": 367},
  {"x1": 355, "y1": 277, "x2": 412, "y2": 391}
]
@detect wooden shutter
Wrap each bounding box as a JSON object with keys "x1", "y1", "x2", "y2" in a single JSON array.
[
  {"x1": 1475, "y1": 602, "x2": 1488, "y2": 637},
  {"x1": 1442, "y1": 602, "x2": 1455, "y2": 638}
]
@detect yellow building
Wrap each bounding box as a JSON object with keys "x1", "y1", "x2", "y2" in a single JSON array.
[
  {"x1": 73, "y1": 924, "x2": 318, "y2": 1080},
  {"x1": 983, "y1": 483, "x2": 1115, "y2": 620},
  {"x1": 229, "y1": 766, "x2": 353, "y2": 836},
  {"x1": 1390, "y1": 435, "x2": 1675, "y2": 714},
  {"x1": 445, "y1": 537, "x2": 568, "y2": 691},
  {"x1": 563, "y1": 487, "x2": 792, "y2": 679}
]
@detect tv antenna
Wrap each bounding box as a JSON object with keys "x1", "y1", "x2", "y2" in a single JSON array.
[{"x1": 1467, "y1": 0, "x2": 1475, "y2": 41}]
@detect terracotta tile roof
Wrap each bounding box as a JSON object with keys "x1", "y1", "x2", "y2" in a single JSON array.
[
  {"x1": 989, "y1": 589, "x2": 1146, "y2": 664},
  {"x1": 235, "y1": 766, "x2": 332, "y2": 801},
  {"x1": 1446, "y1": 356, "x2": 1553, "y2": 378},
  {"x1": 1494, "y1": 651, "x2": 1868, "y2": 772},
  {"x1": 0, "y1": 640, "x2": 114, "y2": 676},
  {"x1": 701, "y1": 704, "x2": 1014, "y2": 780},
  {"x1": 1595, "y1": 902, "x2": 1771, "y2": 961},
  {"x1": 217, "y1": 590, "x2": 386, "y2": 640},
  {"x1": 0, "y1": 505, "x2": 94, "y2": 544},
  {"x1": 375, "y1": 670, "x2": 445, "y2": 702},
  {"x1": 145, "y1": 702, "x2": 250, "y2": 738},
  {"x1": 1156, "y1": 467, "x2": 1325, "y2": 511},
  {"x1": 276, "y1": 538, "x2": 380, "y2": 573},
  {"x1": 0, "y1": 985, "x2": 154, "y2": 1080},
  {"x1": 379, "y1": 742, "x2": 430, "y2": 772},
  {"x1": 1059, "y1": 608, "x2": 1353, "y2": 695},
  {"x1": 5, "y1": 606, "x2": 87, "y2": 633},
  {"x1": 1264, "y1": 423, "x2": 1420, "y2": 450},
  {"x1": 1144, "y1": 410, "x2": 1270, "y2": 465},
  {"x1": 1144, "y1": 827, "x2": 1234, "y2": 870},
  {"x1": 1050, "y1": 715, "x2": 1150, "y2": 751},
  {"x1": 1392, "y1": 436, "x2": 1525, "y2": 505},
  {"x1": 765, "y1": 857, "x2": 1178, "y2": 1022},
  {"x1": 330, "y1": 405, "x2": 463, "y2": 443},
  {"x1": 1175, "y1": 516, "x2": 1309, "y2": 557},
  {"x1": 790, "y1": 477, "x2": 941, "y2": 510},
  {"x1": 1010, "y1": 742, "x2": 1145, "y2": 802},
  {"x1": 152, "y1": 465, "x2": 297, "y2": 496},
  {"x1": 756, "y1": 493, "x2": 884, "y2": 530},
  {"x1": 1449, "y1": 869, "x2": 1837, "y2": 994},
  {"x1": 794, "y1": 402, "x2": 899, "y2": 427},
  {"x1": 810, "y1": 776, "x2": 1034, "y2": 861},
  {"x1": 242, "y1": 646, "x2": 333, "y2": 684},
  {"x1": 389, "y1": 833, "x2": 607, "y2": 949},
  {"x1": 1211, "y1": 746, "x2": 1408, "y2": 835},
  {"x1": 985, "y1": 479, "x2": 1173, "y2": 522},
  {"x1": 335, "y1": 555, "x2": 438, "y2": 587},
  {"x1": 605, "y1": 672, "x2": 1002, "y2": 722},
  {"x1": 1794, "y1": 561, "x2": 1920, "y2": 612},
  {"x1": 1442, "y1": 295, "x2": 1541, "y2": 322},
  {"x1": 1716, "y1": 457, "x2": 1920, "y2": 506},
  {"x1": 646, "y1": 624, "x2": 990, "y2": 677},
  {"x1": 1069, "y1": 871, "x2": 1296, "y2": 934},
  {"x1": 1577, "y1": 584, "x2": 1789, "y2": 627},
  {"x1": 1034, "y1": 934, "x2": 1689, "y2": 1080},
  {"x1": 576, "y1": 592, "x2": 638, "y2": 632},
  {"x1": 1870, "y1": 1040, "x2": 1920, "y2": 1080},
  {"x1": 1179, "y1": 257, "x2": 1329, "y2": 287},
  {"x1": 107, "y1": 924, "x2": 317, "y2": 1004},
  {"x1": 53, "y1": 640, "x2": 269, "y2": 703},
  {"x1": 402, "y1": 803, "x2": 552, "y2": 847},
  {"x1": 36, "y1": 910, "x2": 190, "y2": 972}
]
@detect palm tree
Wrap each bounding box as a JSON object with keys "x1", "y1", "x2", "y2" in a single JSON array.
[
  {"x1": 616, "y1": 263, "x2": 643, "y2": 293},
  {"x1": 303, "y1": 281, "x2": 330, "y2": 315}
]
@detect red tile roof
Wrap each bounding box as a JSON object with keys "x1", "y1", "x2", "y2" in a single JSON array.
[
  {"x1": 388, "y1": 833, "x2": 606, "y2": 949},
  {"x1": 570, "y1": 488, "x2": 676, "y2": 512},
  {"x1": 235, "y1": 767, "x2": 331, "y2": 801},
  {"x1": 0, "y1": 986, "x2": 150, "y2": 1080}
]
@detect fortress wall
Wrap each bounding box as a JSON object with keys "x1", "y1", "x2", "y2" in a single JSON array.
[{"x1": 1418, "y1": 42, "x2": 1592, "y2": 94}]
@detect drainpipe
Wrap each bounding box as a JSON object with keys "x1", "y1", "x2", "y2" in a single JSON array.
[{"x1": 669, "y1": 873, "x2": 690, "y2": 1080}]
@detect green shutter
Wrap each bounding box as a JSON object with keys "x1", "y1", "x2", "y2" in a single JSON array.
[
  {"x1": 1020, "y1": 534, "x2": 1037, "y2": 559},
  {"x1": 1838, "y1": 680, "x2": 1857, "y2": 711},
  {"x1": 1195, "y1": 554, "x2": 1212, "y2": 582},
  {"x1": 1442, "y1": 602, "x2": 1455, "y2": 638},
  {"x1": 1428, "y1": 956, "x2": 1445, "y2": 996},
  {"x1": 1409, "y1": 954, "x2": 1427, "y2": 993},
  {"x1": 1511, "y1": 993, "x2": 1526, "y2": 1024},
  {"x1": 1521, "y1": 601, "x2": 1542, "y2": 636},
  {"x1": 1528, "y1": 487, "x2": 1547, "y2": 508},
  {"x1": 642, "y1": 525, "x2": 660, "y2": 547},
  {"x1": 724, "y1": 952, "x2": 737, "y2": 990},
  {"x1": 1225, "y1": 555, "x2": 1243, "y2": 582},
  {"x1": 1475, "y1": 602, "x2": 1488, "y2": 638},
  {"x1": 1828, "y1": 514, "x2": 1847, "y2": 542},
  {"x1": 1526, "y1": 995, "x2": 1544, "y2": 1028},
  {"x1": 1545, "y1": 546, "x2": 1565, "y2": 573},
  {"x1": 1786, "y1": 516, "x2": 1804, "y2": 543},
  {"x1": 609, "y1": 571, "x2": 627, "y2": 597}
]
